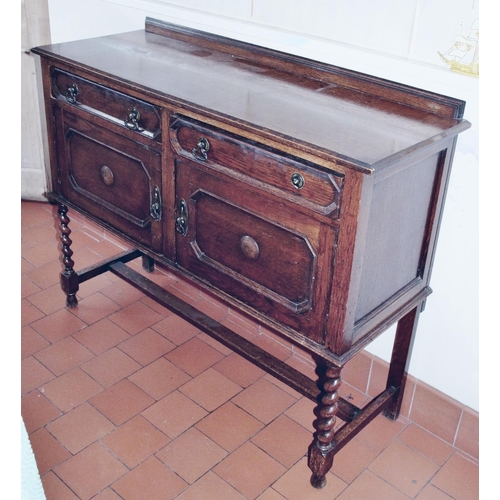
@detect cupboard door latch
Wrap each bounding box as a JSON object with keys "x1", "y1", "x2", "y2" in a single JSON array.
[
  {"x1": 150, "y1": 186, "x2": 162, "y2": 221},
  {"x1": 175, "y1": 198, "x2": 188, "y2": 236}
]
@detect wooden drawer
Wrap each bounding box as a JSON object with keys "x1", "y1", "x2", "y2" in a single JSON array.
[
  {"x1": 51, "y1": 68, "x2": 161, "y2": 140},
  {"x1": 55, "y1": 110, "x2": 162, "y2": 249},
  {"x1": 170, "y1": 117, "x2": 343, "y2": 217},
  {"x1": 175, "y1": 159, "x2": 337, "y2": 343}
]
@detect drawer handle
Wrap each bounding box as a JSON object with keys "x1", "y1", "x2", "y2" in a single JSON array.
[
  {"x1": 124, "y1": 108, "x2": 144, "y2": 132},
  {"x1": 100, "y1": 165, "x2": 114, "y2": 186},
  {"x1": 150, "y1": 186, "x2": 162, "y2": 222},
  {"x1": 175, "y1": 198, "x2": 188, "y2": 236},
  {"x1": 192, "y1": 137, "x2": 210, "y2": 161},
  {"x1": 240, "y1": 235, "x2": 260, "y2": 261},
  {"x1": 291, "y1": 172, "x2": 305, "y2": 189},
  {"x1": 66, "y1": 83, "x2": 78, "y2": 104}
]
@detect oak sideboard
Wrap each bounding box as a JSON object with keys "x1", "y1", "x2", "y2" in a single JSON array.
[{"x1": 32, "y1": 17, "x2": 470, "y2": 488}]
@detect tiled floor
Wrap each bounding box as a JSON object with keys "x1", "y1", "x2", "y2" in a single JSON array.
[{"x1": 21, "y1": 200, "x2": 479, "y2": 500}]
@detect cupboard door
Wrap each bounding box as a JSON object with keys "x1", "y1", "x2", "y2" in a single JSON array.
[
  {"x1": 175, "y1": 159, "x2": 337, "y2": 344},
  {"x1": 56, "y1": 110, "x2": 162, "y2": 249}
]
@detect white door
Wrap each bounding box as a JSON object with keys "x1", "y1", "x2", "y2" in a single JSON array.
[{"x1": 21, "y1": 0, "x2": 51, "y2": 201}]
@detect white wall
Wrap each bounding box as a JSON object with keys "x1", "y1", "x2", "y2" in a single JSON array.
[{"x1": 45, "y1": 0, "x2": 479, "y2": 411}]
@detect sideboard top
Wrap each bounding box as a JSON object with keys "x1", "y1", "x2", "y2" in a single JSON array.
[{"x1": 33, "y1": 18, "x2": 470, "y2": 172}]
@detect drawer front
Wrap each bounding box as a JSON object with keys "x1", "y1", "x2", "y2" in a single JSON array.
[
  {"x1": 52, "y1": 68, "x2": 161, "y2": 140},
  {"x1": 176, "y1": 160, "x2": 337, "y2": 343},
  {"x1": 170, "y1": 117, "x2": 343, "y2": 217},
  {"x1": 56, "y1": 110, "x2": 162, "y2": 248}
]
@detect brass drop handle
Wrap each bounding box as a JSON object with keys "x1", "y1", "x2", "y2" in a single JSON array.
[
  {"x1": 175, "y1": 199, "x2": 188, "y2": 236},
  {"x1": 124, "y1": 107, "x2": 144, "y2": 132},
  {"x1": 150, "y1": 186, "x2": 162, "y2": 221},
  {"x1": 192, "y1": 137, "x2": 210, "y2": 161},
  {"x1": 240, "y1": 235, "x2": 260, "y2": 261},
  {"x1": 66, "y1": 83, "x2": 78, "y2": 104}
]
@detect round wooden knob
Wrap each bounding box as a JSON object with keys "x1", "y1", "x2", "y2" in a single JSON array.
[
  {"x1": 100, "y1": 165, "x2": 114, "y2": 186},
  {"x1": 240, "y1": 235, "x2": 260, "y2": 261}
]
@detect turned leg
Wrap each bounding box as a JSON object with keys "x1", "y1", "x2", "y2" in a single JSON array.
[
  {"x1": 308, "y1": 364, "x2": 342, "y2": 488},
  {"x1": 384, "y1": 305, "x2": 420, "y2": 420},
  {"x1": 57, "y1": 204, "x2": 79, "y2": 308}
]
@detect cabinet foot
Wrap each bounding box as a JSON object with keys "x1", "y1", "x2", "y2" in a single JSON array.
[
  {"x1": 57, "y1": 204, "x2": 79, "y2": 308},
  {"x1": 308, "y1": 364, "x2": 342, "y2": 488}
]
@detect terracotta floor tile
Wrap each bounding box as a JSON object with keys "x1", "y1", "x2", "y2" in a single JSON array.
[
  {"x1": 21, "y1": 356, "x2": 55, "y2": 395},
  {"x1": 454, "y1": 408, "x2": 479, "y2": 460},
  {"x1": 194, "y1": 296, "x2": 229, "y2": 322},
  {"x1": 151, "y1": 314, "x2": 201, "y2": 346},
  {"x1": 100, "y1": 278, "x2": 147, "y2": 307},
  {"x1": 263, "y1": 374, "x2": 302, "y2": 399},
  {"x1": 21, "y1": 274, "x2": 41, "y2": 299},
  {"x1": 195, "y1": 401, "x2": 264, "y2": 452},
  {"x1": 156, "y1": 427, "x2": 227, "y2": 483},
  {"x1": 356, "y1": 413, "x2": 407, "y2": 452},
  {"x1": 197, "y1": 331, "x2": 234, "y2": 356},
  {"x1": 21, "y1": 325, "x2": 50, "y2": 359},
  {"x1": 273, "y1": 457, "x2": 347, "y2": 500},
  {"x1": 430, "y1": 453, "x2": 479, "y2": 500},
  {"x1": 331, "y1": 437, "x2": 378, "y2": 484},
  {"x1": 342, "y1": 350, "x2": 372, "y2": 394},
  {"x1": 398, "y1": 424, "x2": 454, "y2": 466},
  {"x1": 21, "y1": 299, "x2": 45, "y2": 327},
  {"x1": 256, "y1": 489, "x2": 288, "y2": 500},
  {"x1": 46, "y1": 402, "x2": 115, "y2": 454},
  {"x1": 175, "y1": 471, "x2": 246, "y2": 500},
  {"x1": 251, "y1": 415, "x2": 311, "y2": 468},
  {"x1": 54, "y1": 442, "x2": 128, "y2": 500},
  {"x1": 214, "y1": 441, "x2": 286, "y2": 500},
  {"x1": 26, "y1": 283, "x2": 67, "y2": 316},
  {"x1": 109, "y1": 301, "x2": 164, "y2": 335},
  {"x1": 31, "y1": 308, "x2": 87, "y2": 344},
  {"x1": 232, "y1": 378, "x2": 296, "y2": 424},
  {"x1": 140, "y1": 294, "x2": 174, "y2": 317},
  {"x1": 118, "y1": 328, "x2": 175, "y2": 366},
  {"x1": 213, "y1": 352, "x2": 265, "y2": 388},
  {"x1": 142, "y1": 390, "x2": 208, "y2": 439},
  {"x1": 24, "y1": 259, "x2": 62, "y2": 289},
  {"x1": 34, "y1": 336, "x2": 94, "y2": 376},
  {"x1": 336, "y1": 470, "x2": 408, "y2": 500},
  {"x1": 179, "y1": 368, "x2": 242, "y2": 412},
  {"x1": 284, "y1": 397, "x2": 316, "y2": 433},
  {"x1": 70, "y1": 292, "x2": 122, "y2": 325},
  {"x1": 252, "y1": 333, "x2": 291, "y2": 361},
  {"x1": 41, "y1": 471, "x2": 80, "y2": 500},
  {"x1": 111, "y1": 456, "x2": 187, "y2": 500},
  {"x1": 77, "y1": 274, "x2": 115, "y2": 300},
  {"x1": 40, "y1": 367, "x2": 103, "y2": 412},
  {"x1": 368, "y1": 441, "x2": 439, "y2": 497},
  {"x1": 415, "y1": 484, "x2": 455, "y2": 500},
  {"x1": 101, "y1": 415, "x2": 170, "y2": 468},
  {"x1": 81, "y1": 347, "x2": 141, "y2": 388},
  {"x1": 285, "y1": 354, "x2": 317, "y2": 380},
  {"x1": 89, "y1": 379, "x2": 155, "y2": 426},
  {"x1": 23, "y1": 240, "x2": 60, "y2": 268},
  {"x1": 72, "y1": 318, "x2": 130, "y2": 355},
  {"x1": 165, "y1": 337, "x2": 225, "y2": 376},
  {"x1": 128, "y1": 357, "x2": 191, "y2": 400},
  {"x1": 21, "y1": 390, "x2": 62, "y2": 433},
  {"x1": 410, "y1": 382, "x2": 462, "y2": 445},
  {"x1": 221, "y1": 312, "x2": 260, "y2": 341},
  {"x1": 92, "y1": 488, "x2": 124, "y2": 500},
  {"x1": 29, "y1": 427, "x2": 72, "y2": 475}
]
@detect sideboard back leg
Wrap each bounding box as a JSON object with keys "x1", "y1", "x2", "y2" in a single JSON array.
[
  {"x1": 141, "y1": 255, "x2": 155, "y2": 273},
  {"x1": 308, "y1": 363, "x2": 342, "y2": 488},
  {"x1": 57, "y1": 203, "x2": 79, "y2": 308},
  {"x1": 384, "y1": 305, "x2": 421, "y2": 420}
]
